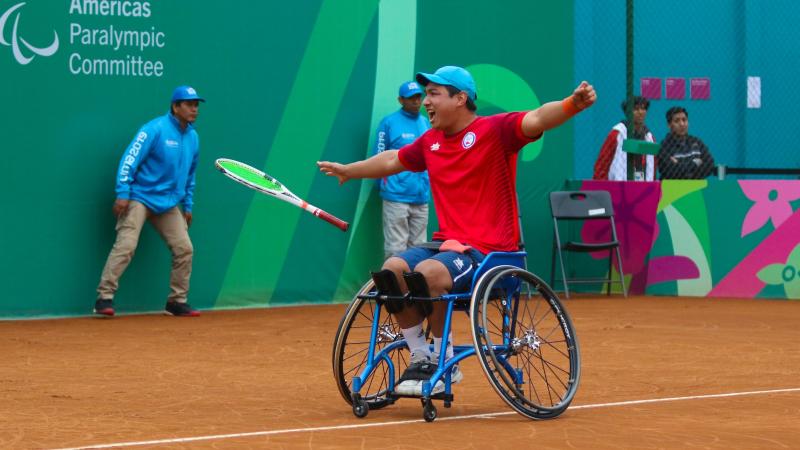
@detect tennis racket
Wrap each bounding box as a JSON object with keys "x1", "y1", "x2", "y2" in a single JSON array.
[{"x1": 215, "y1": 158, "x2": 349, "y2": 232}]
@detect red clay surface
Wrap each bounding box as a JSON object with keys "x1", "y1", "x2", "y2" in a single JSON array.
[{"x1": 1, "y1": 295, "x2": 799, "y2": 449}]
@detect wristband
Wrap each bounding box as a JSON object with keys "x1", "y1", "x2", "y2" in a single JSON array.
[{"x1": 562, "y1": 96, "x2": 581, "y2": 117}]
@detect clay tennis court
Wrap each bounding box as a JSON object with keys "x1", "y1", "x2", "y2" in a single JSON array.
[{"x1": 2, "y1": 295, "x2": 798, "y2": 449}]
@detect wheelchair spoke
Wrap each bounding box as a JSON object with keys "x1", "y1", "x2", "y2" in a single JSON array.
[
  {"x1": 334, "y1": 283, "x2": 410, "y2": 409},
  {"x1": 472, "y1": 266, "x2": 580, "y2": 419}
]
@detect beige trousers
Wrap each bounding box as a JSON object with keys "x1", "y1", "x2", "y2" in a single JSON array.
[
  {"x1": 97, "y1": 200, "x2": 193, "y2": 303},
  {"x1": 382, "y1": 200, "x2": 428, "y2": 260}
]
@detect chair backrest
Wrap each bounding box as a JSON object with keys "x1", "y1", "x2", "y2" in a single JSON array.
[{"x1": 549, "y1": 190, "x2": 614, "y2": 219}]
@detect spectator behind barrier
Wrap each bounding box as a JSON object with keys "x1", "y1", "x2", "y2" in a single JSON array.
[
  {"x1": 593, "y1": 96, "x2": 657, "y2": 181},
  {"x1": 658, "y1": 106, "x2": 715, "y2": 179}
]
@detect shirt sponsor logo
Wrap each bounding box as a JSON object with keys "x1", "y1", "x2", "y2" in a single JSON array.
[
  {"x1": 401, "y1": 132, "x2": 415, "y2": 139},
  {"x1": 462, "y1": 131, "x2": 476, "y2": 149},
  {"x1": 0, "y1": 2, "x2": 59, "y2": 65},
  {"x1": 430, "y1": 142, "x2": 440, "y2": 151},
  {"x1": 165, "y1": 139, "x2": 179, "y2": 147}
]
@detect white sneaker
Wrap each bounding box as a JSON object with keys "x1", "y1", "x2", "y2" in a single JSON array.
[
  {"x1": 395, "y1": 351, "x2": 432, "y2": 396},
  {"x1": 431, "y1": 364, "x2": 463, "y2": 395}
]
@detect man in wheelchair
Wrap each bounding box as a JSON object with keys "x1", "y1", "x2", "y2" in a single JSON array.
[{"x1": 319, "y1": 66, "x2": 595, "y2": 396}]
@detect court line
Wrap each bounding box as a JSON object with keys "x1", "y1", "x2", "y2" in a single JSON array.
[{"x1": 51, "y1": 387, "x2": 800, "y2": 450}]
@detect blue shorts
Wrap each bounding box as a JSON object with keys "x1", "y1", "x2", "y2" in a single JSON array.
[{"x1": 395, "y1": 246, "x2": 487, "y2": 293}]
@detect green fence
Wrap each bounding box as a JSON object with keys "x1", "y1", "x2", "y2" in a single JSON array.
[{"x1": 0, "y1": 0, "x2": 574, "y2": 317}]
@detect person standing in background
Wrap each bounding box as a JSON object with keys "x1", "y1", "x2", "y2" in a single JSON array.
[
  {"x1": 658, "y1": 106, "x2": 715, "y2": 179},
  {"x1": 593, "y1": 96, "x2": 656, "y2": 181},
  {"x1": 94, "y1": 86, "x2": 203, "y2": 318},
  {"x1": 373, "y1": 81, "x2": 431, "y2": 259}
]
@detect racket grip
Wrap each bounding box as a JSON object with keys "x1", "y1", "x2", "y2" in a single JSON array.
[{"x1": 317, "y1": 210, "x2": 350, "y2": 232}]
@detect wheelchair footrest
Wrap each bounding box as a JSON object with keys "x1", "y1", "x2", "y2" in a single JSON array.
[{"x1": 391, "y1": 392, "x2": 454, "y2": 403}]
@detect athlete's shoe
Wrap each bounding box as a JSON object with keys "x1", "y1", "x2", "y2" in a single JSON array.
[
  {"x1": 164, "y1": 301, "x2": 200, "y2": 317},
  {"x1": 395, "y1": 351, "x2": 435, "y2": 395},
  {"x1": 431, "y1": 364, "x2": 463, "y2": 395},
  {"x1": 396, "y1": 352, "x2": 463, "y2": 396},
  {"x1": 93, "y1": 299, "x2": 115, "y2": 317}
]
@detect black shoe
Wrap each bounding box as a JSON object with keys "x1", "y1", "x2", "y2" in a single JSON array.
[
  {"x1": 94, "y1": 299, "x2": 115, "y2": 316},
  {"x1": 165, "y1": 301, "x2": 200, "y2": 317},
  {"x1": 395, "y1": 352, "x2": 437, "y2": 395}
]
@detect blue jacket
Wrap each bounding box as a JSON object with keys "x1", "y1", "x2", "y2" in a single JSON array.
[
  {"x1": 373, "y1": 109, "x2": 430, "y2": 204},
  {"x1": 115, "y1": 113, "x2": 199, "y2": 214}
]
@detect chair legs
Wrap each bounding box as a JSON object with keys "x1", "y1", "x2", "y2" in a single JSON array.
[
  {"x1": 552, "y1": 225, "x2": 571, "y2": 299},
  {"x1": 615, "y1": 246, "x2": 628, "y2": 297},
  {"x1": 606, "y1": 250, "x2": 613, "y2": 296},
  {"x1": 552, "y1": 220, "x2": 627, "y2": 299}
]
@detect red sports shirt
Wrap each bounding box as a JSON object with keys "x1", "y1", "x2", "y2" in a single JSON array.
[{"x1": 398, "y1": 112, "x2": 539, "y2": 254}]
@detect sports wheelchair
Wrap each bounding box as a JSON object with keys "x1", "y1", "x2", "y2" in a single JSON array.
[{"x1": 332, "y1": 247, "x2": 580, "y2": 422}]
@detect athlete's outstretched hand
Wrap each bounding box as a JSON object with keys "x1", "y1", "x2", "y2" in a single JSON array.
[
  {"x1": 317, "y1": 160, "x2": 350, "y2": 185},
  {"x1": 572, "y1": 81, "x2": 597, "y2": 110}
]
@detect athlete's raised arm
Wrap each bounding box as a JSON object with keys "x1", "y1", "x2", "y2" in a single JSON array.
[{"x1": 521, "y1": 81, "x2": 596, "y2": 138}]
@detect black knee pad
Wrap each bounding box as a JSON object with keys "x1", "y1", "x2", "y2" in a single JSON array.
[
  {"x1": 370, "y1": 269, "x2": 404, "y2": 313},
  {"x1": 403, "y1": 271, "x2": 433, "y2": 317}
]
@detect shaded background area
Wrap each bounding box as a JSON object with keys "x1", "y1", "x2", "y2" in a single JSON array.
[{"x1": 0, "y1": 0, "x2": 573, "y2": 317}]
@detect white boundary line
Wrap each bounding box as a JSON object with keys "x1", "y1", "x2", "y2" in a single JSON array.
[{"x1": 51, "y1": 387, "x2": 800, "y2": 450}]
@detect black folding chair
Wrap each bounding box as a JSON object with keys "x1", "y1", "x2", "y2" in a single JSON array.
[{"x1": 549, "y1": 190, "x2": 627, "y2": 299}]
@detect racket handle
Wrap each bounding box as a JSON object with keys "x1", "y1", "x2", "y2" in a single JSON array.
[{"x1": 317, "y1": 209, "x2": 350, "y2": 232}]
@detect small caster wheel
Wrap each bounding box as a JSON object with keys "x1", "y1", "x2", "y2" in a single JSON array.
[
  {"x1": 423, "y1": 400, "x2": 437, "y2": 422},
  {"x1": 352, "y1": 394, "x2": 369, "y2": 418},
  {"x1": 353, "y1": 400, "x2": 369, "y2": 418}
]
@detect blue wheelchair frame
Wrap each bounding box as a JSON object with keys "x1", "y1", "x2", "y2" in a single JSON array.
[{"x1": 350, "y1": 251, "x2": 527, "y2": 403}]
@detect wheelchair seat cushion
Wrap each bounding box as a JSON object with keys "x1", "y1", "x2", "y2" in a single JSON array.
[{"x1": 438, "y1": 239, "x2": 473, "y2": 254}]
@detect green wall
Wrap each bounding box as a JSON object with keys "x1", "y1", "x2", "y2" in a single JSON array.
[{"x1": 0, "y1": 0, "x2": 573, "y2": 317}]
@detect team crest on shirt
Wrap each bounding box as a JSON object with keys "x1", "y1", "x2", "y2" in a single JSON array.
[
  {"x1": 462, "y1": 132, "x2": 476, "y2": 149},
  {"x1": 430, "y1": 142, "x2": 440, "y2": 151}
]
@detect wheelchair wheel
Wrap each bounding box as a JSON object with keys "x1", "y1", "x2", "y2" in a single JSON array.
[
  {"x1": 332, "y1": 280, "x2": 413, "y2": 410},
  {"x1": 470, "y1": 266, "x2": 580, "y2": 420}
]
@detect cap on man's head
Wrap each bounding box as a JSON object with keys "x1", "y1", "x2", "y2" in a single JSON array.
[
  {"x1": 399, "y1": 81, "x2": 423, "y2": 98},
  {"x1": 415, "y1": 66, "x2": 477, "y2": 101},
  {"x1": 171, "y1": 85, "x2": 205, "y2": 103}
]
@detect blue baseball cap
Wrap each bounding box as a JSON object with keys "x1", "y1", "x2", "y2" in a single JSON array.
[
  {"x1": 398, "y1": 81, "x2": 423, "y2": 98},
  {"x1": 171, "y1": 85, "x2": 205, "y2": 103},
  {"x1": 415, "y1": 66, "x2": 477, "y2": 101}
]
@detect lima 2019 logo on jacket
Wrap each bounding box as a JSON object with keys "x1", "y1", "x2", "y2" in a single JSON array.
[{"x1": 0, "y1": 2, "x2": 59, "y2": 65}]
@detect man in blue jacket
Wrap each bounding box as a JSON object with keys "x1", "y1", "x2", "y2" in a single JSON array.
[
  {"x1": 94, "y1": 86, "x2": 203, "y2": 317},
  {"x1": 374, "y1": 81, "x2": 431, "y2": 259}
]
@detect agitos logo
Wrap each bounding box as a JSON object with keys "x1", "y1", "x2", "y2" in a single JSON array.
[{"x1": 0, "y1": 2, "x2": 58, "y2": 65}]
